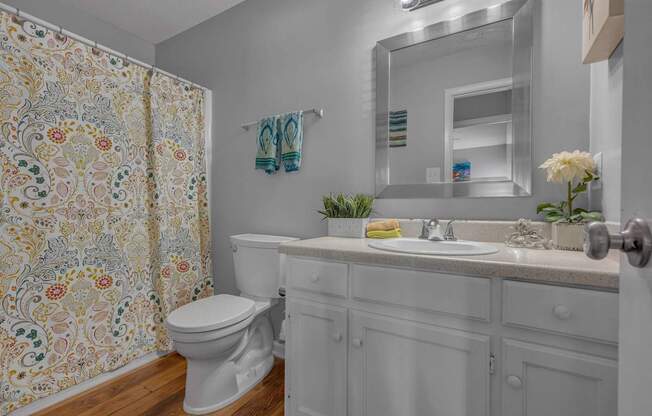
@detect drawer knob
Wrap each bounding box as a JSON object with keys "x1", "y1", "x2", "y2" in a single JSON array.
[
  {"x1": 332, "y1": 332, "x2": 343, "y2": 342},
  {"x1": 352, "y1": 338, "x2": 363, "y2": 348},
  {"x1": 506, "y1": 375, "x2": 523, "y2": 389},
  {"x1": 310, "y1": 273, "x2": 320, "y2": 283},
  {"x1": 553, "y1": 304, "x2": 572, "y2": 320}
]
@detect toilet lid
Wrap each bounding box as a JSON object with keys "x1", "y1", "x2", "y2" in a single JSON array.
[{"x1": 166, "y1": 294, "x2": 256, "y2": 333}]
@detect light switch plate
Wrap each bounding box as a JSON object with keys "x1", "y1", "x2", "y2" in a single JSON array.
[
  {"x1": 588, "y1": 152, "x2": 603, "y2": 212},
  {"x1": 592, "y1": 152, "x2": 603, "y2": 190},
  {"x1": 426, "y1": 167, "x2": 441, "y2": 184}
]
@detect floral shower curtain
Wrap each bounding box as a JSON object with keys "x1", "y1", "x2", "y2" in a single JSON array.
[{"x1": 0, "y1": 11, "x2": 212, "y2": 414}]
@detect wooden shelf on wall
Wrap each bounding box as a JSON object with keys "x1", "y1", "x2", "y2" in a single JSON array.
[{"x1": 582, "y1": 0, "x2": 624, "y2": 64}]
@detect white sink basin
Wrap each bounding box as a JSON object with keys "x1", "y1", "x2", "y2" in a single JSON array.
[{"x1": 368, "y1": 238, "x2": 499, "y2": 256}]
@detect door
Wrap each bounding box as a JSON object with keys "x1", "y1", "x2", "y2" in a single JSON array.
[
  {"x1": 617, "y1": 1, "x2": 652, "y2": 415},
  {"x1": 287, "y1": 300, "x2": 347, "y2": 416},
  {"x1": 349, "y1": 311, "x2": 490, "y2": 416},
  {"x1": 501, "y1": 339, "x2": 617, "y2": 416}
]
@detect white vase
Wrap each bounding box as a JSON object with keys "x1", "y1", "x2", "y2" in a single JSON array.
[
  {"x1": 551, "y1": 222, "x2": 586, "y2": 251},
  {"x1": 327, "y1": 218, "x2": 369, "y2": 238}
]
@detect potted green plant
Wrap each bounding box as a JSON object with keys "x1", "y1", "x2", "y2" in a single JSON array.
[
  {"x1": 537, "y1": 150, "x2": 604, "y2": 251},
  {"x1": 318, "y1": 193, "x2": 375, "y2": 238}
]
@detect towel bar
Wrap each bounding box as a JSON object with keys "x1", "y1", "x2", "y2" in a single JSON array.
[{"x1": 241, "y1": 108, "x2": 324, "y2": 131}]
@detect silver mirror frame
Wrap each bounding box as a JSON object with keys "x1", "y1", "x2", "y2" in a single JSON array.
[{"x1": 375, "y1": 0, "x2": 533, "y2": 199}]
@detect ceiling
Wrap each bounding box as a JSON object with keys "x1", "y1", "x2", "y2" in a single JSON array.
[{"x1": 51, "y1": 0, "x2": 247, "y2": 43}]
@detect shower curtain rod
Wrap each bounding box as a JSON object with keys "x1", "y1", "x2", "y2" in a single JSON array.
[{"x1": 0, "y1": 2, "x2": 210, "y2": 92}]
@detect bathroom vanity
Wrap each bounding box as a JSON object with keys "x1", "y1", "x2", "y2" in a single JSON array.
[{"x1": 280, "y1": 237, "x2": 619, "y2": 416}]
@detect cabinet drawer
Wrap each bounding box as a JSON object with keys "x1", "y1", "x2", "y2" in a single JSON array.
[
  {"x1": 502, "y1": 280, "x2": 618, "y2": 343},
  {"x1": 351, "y1": 264, "x2": 491, "y2": 321},
  {"x1": 287, "y1": 258, "x2": 348, "y2": 298}
]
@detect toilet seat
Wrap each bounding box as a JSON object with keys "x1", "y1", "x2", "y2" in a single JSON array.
[
  {"x1": 167, "y1": 294, "x2": 256, "y2": 334},
  {"x1": 168, "y1": 314, "x2": 255, "y2": 344}
]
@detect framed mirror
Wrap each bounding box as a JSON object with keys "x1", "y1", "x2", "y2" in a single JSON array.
[{"x1": 375, "y1": 0, "x2": 533, "y2": 198}]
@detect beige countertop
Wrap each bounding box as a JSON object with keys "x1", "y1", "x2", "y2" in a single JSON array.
[{"x1": 279, "y1": 237, "x2": 620, "y2": 291}]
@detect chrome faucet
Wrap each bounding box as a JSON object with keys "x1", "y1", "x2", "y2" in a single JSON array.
[
  {"x1": 420, "y1": 219, "x2": 444, "y2": 241},
  {"x1": 420, "y1": 219, "x2": 457, "y2": 241},
  {"x1": 443, "y1": 220, "x2": 457, "y2": 241}
]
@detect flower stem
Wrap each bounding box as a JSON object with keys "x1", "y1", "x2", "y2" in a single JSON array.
[{"x1": 567, "y1": 181, "x2": 573, "y2": 218}]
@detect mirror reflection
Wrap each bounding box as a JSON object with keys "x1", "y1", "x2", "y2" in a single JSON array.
[{"x1": 389, "y1": 20, "x2": 514, "y2": 185}]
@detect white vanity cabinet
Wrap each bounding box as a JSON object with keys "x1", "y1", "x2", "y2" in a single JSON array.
[
  {"x1": 501, "y1": 339, "x2": 617, "y2": 416},
  {"x1": 286, "y1": 300, "x2": 348, "y2": 416},
  {"x1": 349, "y1": 311, "x2": 490, "y2": 416},
  {"x1": 284, "y1": 257, "x2": 618, "y2": 416}
]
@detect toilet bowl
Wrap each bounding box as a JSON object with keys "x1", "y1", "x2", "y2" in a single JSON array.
[{"x1": 166, "y1": 234, "x2": 298, "y2": 415}]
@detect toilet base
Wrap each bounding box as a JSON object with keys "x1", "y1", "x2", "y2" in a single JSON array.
[
  {"x1": 183, "y1": 355, "x2": 274, "y2": 415},
  {"x1": 179, "y1": 311, "x2": 275, "y2": 415}
]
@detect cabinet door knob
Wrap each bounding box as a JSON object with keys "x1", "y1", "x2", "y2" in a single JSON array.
[
  {"x1": 552, "y1": 304, "x2": 572, "y2": 320},
  {"x1": 352, "y1": 338, "x2": 363, "y2": 348},
  {"x1": 332, "y1": 331, "x2": 343, "y2": 342},
  {"x1": 310, "y1": 273, "x2": 320, "y2": 283},
  {"x1": 506, "y1": 375, "x2": 523, "y2": 389}
]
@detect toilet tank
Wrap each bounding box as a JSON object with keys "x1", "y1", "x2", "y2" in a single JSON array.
[{"x1": 230, "y1": 234, "x2": 299, "y2": 299}]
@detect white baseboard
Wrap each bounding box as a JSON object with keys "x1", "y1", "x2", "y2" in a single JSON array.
[{"x1": 11, "y1": 351, "x2": 170, "y2": 416}]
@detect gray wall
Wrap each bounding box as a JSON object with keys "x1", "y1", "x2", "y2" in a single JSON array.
[
  {"x1": 156, "y1": 0, "x2": 590, "y2": 301},
  {"x1": 4, "y1": 0, "x2": 155, "y2": 64},
  {"x1": 590, "y1": 43, "x2": 623, "y2": 223}
]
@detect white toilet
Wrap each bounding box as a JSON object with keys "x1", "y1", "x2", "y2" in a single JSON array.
[{"x1": 166, "y1": 233, "x2": 298, "y2": 415}]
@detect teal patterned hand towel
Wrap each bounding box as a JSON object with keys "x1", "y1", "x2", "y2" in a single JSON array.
[
  {"x1": 280, "y1": 111, "x2": 303, "y2": 172},
  {"x1": 255, "y1": 116, "x2": 280, "y2": 174}
]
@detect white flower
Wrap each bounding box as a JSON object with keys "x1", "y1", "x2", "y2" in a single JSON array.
[{"x1": 539, "y1": 150, "x2": 595, "y2": 184}]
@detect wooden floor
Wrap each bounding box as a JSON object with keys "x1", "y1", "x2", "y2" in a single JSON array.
[{"x1": 34, "y1": 354, "x2": 284, "y2": 416}]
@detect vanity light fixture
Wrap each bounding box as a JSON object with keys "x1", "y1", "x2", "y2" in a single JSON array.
[{"x1": 401, "y1": 0, "x2": 446, "y2": 11}]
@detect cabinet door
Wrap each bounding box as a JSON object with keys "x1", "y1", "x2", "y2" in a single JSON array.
[
  {"x1": 502, "y1": 339, "x2": 617, "y2": 416},
  {"x1": 349, "y1": 311, "x2": 491, "y2": 416},
  {"x1": 287, "y1": 300, "x2": 347, "y2": 416}
]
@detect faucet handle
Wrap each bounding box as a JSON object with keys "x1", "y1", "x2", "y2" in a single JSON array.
[
  {"x1": 444, "y1": 220, "x2": 457, "y2": 241},
  {"x1": 420, "y1": 219, "x2": 430, "y2": 239},
  {"x1": 420, "y1": 218, "x2": 440, "y2": 239}
]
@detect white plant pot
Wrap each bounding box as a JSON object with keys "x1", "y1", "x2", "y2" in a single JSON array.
[
  {"x1": 327, "y1": 218, "x2": 369, "y2": 238},
  {"x1": 552, "y1": 222, "x2": 585, "y2": 251}
]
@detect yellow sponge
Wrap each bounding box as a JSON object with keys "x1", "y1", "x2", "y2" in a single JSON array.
[{"x1": 367, "y1": 229, "x2": 402, "y2": 239}]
